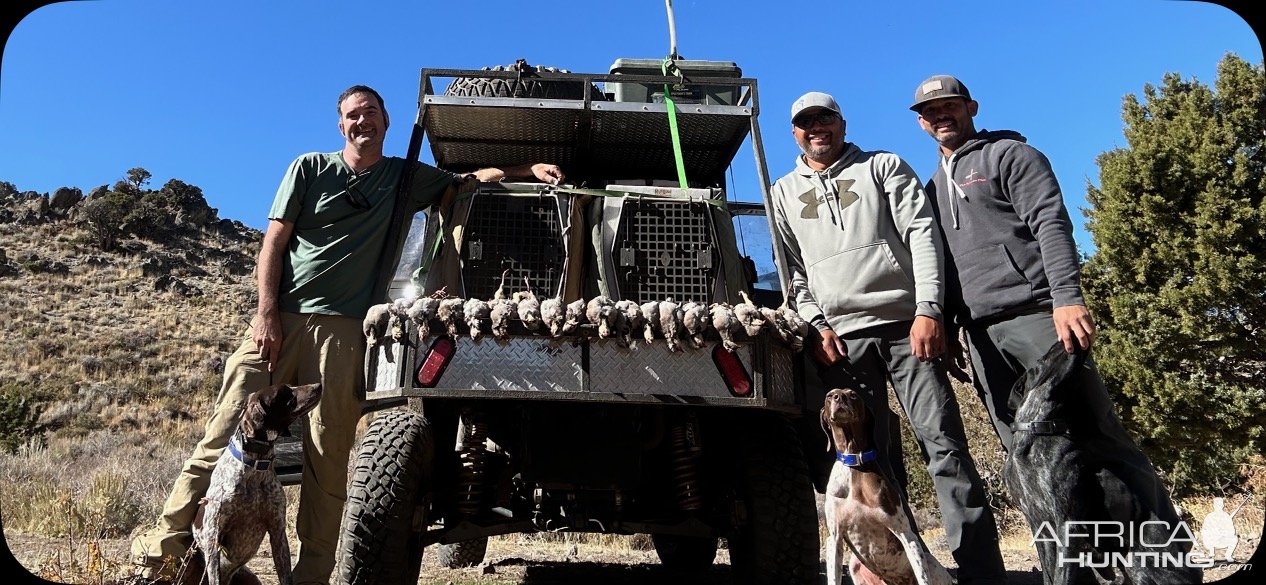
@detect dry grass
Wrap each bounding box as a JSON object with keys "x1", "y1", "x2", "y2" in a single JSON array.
[
  {"x1": 0, "y1": 219, "x2": 253, "y2": 423},
  {"x1": 1, "y1": 214, "x2": 257, "y2": 582},
  {"x1": 5, "y1": 420, "x2": 1263, "y2": 584}
]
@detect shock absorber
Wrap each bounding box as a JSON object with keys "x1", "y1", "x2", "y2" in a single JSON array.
[
  {"x1": 456, "y1": 410, "x2": 490, "y2": 517},
  {"x1": 669, "y1": 414, "x2": 703, "y2": 511}
]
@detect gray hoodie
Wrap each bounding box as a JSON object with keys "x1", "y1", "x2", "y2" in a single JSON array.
[
  {"x1": 772, "y1": 143, "x2": 943, "y2": 335},
  {"x1": 925, "y1": 130, "x2": 1084, "y2": 325}
]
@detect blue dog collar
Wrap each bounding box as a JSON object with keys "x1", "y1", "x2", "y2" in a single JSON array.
[
  {"x1": 836, "y1": 449, "x2": 878, "y2": 467},
  {"x1": 227, "y1": 433, "x2": 273, "y2": 471}
]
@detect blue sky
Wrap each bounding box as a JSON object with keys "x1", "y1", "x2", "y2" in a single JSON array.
[{"x1": 0, "y1": 0, "x2": 1260, "y2": 257}]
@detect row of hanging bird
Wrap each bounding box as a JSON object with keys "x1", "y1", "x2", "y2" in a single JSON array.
[{"x1": 364, "y1": 270, "x2": 809, "y2": 354}]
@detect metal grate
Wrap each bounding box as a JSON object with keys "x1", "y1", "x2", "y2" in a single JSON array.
[
  {"x1": 614, "y1": 199, "x2": 716, "y2": 303},
  {"x1": 462, "y1": 194, "x2": 565, "y2": 300},
  {"x1": 423, "y1": 100, "x2": 751, "y2": 185}
]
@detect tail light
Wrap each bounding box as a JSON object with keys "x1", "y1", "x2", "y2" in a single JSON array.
[
  {"x1": 416, "y1": 336, "x2": 457, "y2": 388},
  {"x1": 711, "y1": 344, "x2": 752, "y2": 397}
]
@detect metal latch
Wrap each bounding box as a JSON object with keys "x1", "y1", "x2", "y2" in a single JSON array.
[{"x1": 619, "y1": 246, "x2": 637, "y2": 267}]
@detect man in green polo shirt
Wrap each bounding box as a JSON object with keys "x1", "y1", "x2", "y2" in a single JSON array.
[{"x1": 131, "y1": 84, "x2": 563, "y2": 584}]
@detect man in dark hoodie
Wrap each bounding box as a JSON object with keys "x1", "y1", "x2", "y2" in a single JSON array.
[
  {"x1": 911, "y1": 74, "x2": 1194, "y2": 580},
  {"x1": 772, "y1": 91, "x2": 1006, "y2": 585}
]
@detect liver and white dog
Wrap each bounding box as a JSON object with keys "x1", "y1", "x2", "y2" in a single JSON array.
[
  {"x1": 821, "y1": 387, "x2": 954, "y2": 585},
  {"x1": 192, "y1": 382, "x2": 323, "y2": 585}
]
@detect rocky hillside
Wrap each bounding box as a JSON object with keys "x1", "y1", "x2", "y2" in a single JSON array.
[{"x1": 0, "y1": 188, "x2": 262, "y2": 447}]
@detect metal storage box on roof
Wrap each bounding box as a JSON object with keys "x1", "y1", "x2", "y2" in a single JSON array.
[{"x1": 607, "y1": 58, "x2": 743, "y2": 105}]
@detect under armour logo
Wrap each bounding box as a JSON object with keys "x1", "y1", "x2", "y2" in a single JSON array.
[
  {"x1": 835, "y1": 179, "x2": 859, "y2": 209},
  {"x1": 799, "y1": 189, "x2": 821, "y2": 219},
  {"x1": 798, "y1": 180, "x2": 860, "y2": 220}
]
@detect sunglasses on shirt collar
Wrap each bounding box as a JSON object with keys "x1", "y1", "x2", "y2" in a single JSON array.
[
  {"x1": 793, "y1": 110, "x2": 840, "y2": 129},
  {"x1": 344, "y1": 171, "x2": 372, "y2": 209}
]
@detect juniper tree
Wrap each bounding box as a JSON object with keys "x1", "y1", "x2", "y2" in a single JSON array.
[{"x1": 1083, "y1": 53, "x2": 1265, "y2": 493}]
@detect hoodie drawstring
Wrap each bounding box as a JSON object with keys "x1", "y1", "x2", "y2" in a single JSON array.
[
  {"x1": 816, "y1": 171, "x2": 841, "y2": 227},
  {"x1": 941, "y1": 153, "x2": 966, "y2": 230}
]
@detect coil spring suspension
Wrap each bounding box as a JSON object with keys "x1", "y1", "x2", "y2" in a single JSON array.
[
  {"x1": 669, "y1": 417, "x2": 703, "y2": 511},
  {"x1": 456, "y1": 412, "x2": 490, "y2": 517}
]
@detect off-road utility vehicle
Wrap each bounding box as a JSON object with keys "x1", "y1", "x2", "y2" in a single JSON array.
[{"x1": 323, "y1": 58, "x2": 826, "y2": 585}]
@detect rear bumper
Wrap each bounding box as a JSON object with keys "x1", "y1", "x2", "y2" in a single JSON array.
[{"x1": 366, "y1": 324, "x2": 799, "y2": 411}]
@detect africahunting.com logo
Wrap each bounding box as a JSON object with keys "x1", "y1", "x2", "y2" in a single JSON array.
[
  {"x1": 1033, "y1": 498, "x2": 1250, "y2": 572},
  {"x1": 1031, "y1": 500, "x2": 1252, "y2": 572}
]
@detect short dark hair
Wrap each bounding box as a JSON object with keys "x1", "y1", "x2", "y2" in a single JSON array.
[{"x1": 337, "y1": 85, "x2": 386, "y2": 116}]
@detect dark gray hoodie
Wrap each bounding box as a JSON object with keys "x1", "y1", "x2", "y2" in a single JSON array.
[{"x1": 925, "y1": 130, "x2": 1085, "y2": 325}]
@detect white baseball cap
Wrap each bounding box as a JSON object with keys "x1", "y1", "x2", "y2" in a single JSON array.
[{"x1": 790, "y1": 91, "x2": 841, "y2": 121}]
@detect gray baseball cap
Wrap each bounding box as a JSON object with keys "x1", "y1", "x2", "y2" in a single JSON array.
[
  {"x1": 910, "y1": 75, "x2": 971, "y2": 112},
  {"x1": 790, "y1": 91, "x2": 841, "y2": 121}
]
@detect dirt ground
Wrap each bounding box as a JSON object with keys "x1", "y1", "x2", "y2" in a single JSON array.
[
  {"x1": 5, "y1": 507, "x2": 1256, "y2": 585},
  {"x1": 2, "y1": 530, "x2": 1044, "y2": 585}
]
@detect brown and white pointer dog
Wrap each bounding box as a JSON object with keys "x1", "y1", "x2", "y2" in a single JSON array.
[
  {"x1": 192, "y1": 383, "x2": 322, "y2": 585},
  {"x1": 821, "y1": 387, "x2": 954, "y2": 585}
]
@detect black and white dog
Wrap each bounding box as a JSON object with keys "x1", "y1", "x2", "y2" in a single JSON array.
[
  {"x1": 192, "y1": 383, "x2": 323, "y2": 585},
  {"x1": 1004, "y1": 343, "x2": 1198, "y2": 585}
]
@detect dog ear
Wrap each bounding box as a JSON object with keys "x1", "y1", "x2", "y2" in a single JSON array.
[
  {"x1": 241, "y1": 395, "x2": 267, "y2": 438},
  {"x1": 820, "y1": 405, "x2": 834, "y2": 453}
]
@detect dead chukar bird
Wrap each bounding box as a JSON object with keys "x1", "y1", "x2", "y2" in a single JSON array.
[
  {"x1": 542, "y1": 295, "x2": 566, "y2": 337},
  {"x1": 734, "y1": 290, "x2": 767, "y2": 337},
  {"x1": 488, "y1": 270, "x2": 518, "y2": 342},
  {"x1": 561, "y1": 298, "x2": 587, "y2": 336},
  {"x1": 586, "y1": 295, "x2": 618, "y2": 339},
  {"x1": 710, "y1": 302, "x2": 741, "y2": 352},
  {"x1": 389, "y1": 297, "x2": 414, "y2": 344},
  {"x1": 639, "y1": 300, "x2": 661, "y2": 345},
  {"x1": 362, "y1": 303, "x2": 393, "y2": 352},
  {"x1": 437, "y1": 296, "x2": 466, "y2": 339},
  {"x1": 463, "y1": 297, "x2": 491, "y2": 342},
  {"x1": 614, "y1": 299, "x2": 643, "y2": 348},
  {"x1": 680, "y1": 300, "x2": 711, "y2": 349},
  {"x1": 516, "y1": 277, "x2": 542, "y2": 331},
  {"x1": 406, "y1": 296, "x2": 440, "y2": 341},
  {"x1": 658, "y1": 298, "x2": 683, "y2": 353},
  {"x1": 776, "y1": 287, "x2": 809, "y2": 351}
]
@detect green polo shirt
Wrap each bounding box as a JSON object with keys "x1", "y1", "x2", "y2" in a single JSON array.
[{"x1": 268, "y1": 151, "x2": 458, "y2": 317}]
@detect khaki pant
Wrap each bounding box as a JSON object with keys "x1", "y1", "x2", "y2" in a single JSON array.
[{"x1": 131, "y1": 312, "x2": 364, "y2": 584}]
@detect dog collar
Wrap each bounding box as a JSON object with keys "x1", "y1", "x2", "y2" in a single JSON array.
[
  {"x1": 1013, "y1": 420, "x2": 1068, "y2": 435},
  {"x1": 227, "y1": 432, "x2": 274, "y2": 471},
  {"x1": 836, "y1": 449, "x2": 878, "y2": 467}
]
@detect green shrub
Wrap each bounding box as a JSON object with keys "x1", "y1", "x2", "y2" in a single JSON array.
[
  {"x1": 0, "y1": 384, "x2": 47, "y2": 452},
  {"x1": 78, "y1": 191, "x2": 134, "y2": 251}
]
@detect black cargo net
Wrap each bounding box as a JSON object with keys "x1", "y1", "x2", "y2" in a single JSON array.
[
  {"x1": 461, "y1": 194, "x2": 564, "y2": 300},
  {"x1": 614, "y1": 199, "x2": 717, "y2": 303}
]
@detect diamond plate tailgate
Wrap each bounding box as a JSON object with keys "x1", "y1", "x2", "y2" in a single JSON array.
[{"x1": 365, "y1": 326, "x2": 797, "y2": 409}]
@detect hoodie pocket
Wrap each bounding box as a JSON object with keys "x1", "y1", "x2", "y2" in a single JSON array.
[
  {"x1": 954, "y1": 243, "x2": 1035, "y2": 318},
  {"x1": 806, "y1": 241, "x2": 912, "y2": 316}
]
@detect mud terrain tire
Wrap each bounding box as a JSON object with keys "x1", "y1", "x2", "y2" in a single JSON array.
[
  {"x1": 444, "y1": 62, "x2": 604, "y2": 100},
  {"x1": 334, "y1": 410, "x2": 435, "y2": 585},
  {"x1": 434, "y1": 537, "x2": 490, "y2": 569},
  {"x1": 727, "y1": 415, "x2": 820, "y2": 585}
]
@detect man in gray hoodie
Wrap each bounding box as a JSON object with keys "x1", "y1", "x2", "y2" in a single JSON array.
[
  {"x1": 911, "y1": 74, "x2": 1194, "y2": 580},
  {"x1": 772, "y1": 91, "x2": 1006, "y2": 584}
]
